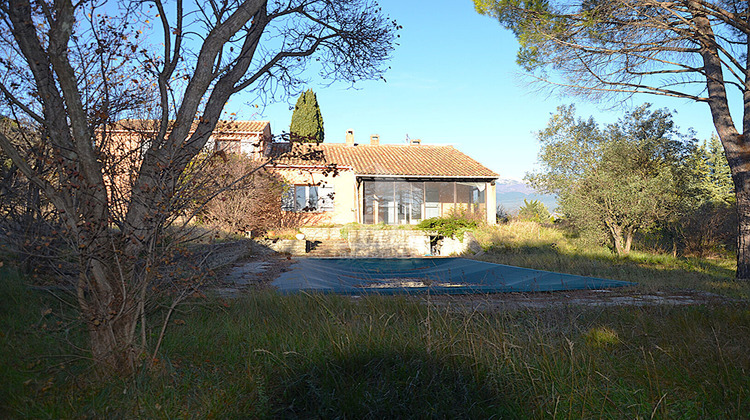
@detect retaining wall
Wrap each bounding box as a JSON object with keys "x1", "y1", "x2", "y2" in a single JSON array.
[{"x1": 298, "y1": 228, "x2": 481, "y2": 257}]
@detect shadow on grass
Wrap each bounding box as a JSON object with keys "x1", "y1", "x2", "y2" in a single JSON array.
[
  {"x1": 270, "y1": 347, "x2": 518, "y2": 419},
  {"x1": 478, "y1": 241, "x2": 743, "y2": 297}
]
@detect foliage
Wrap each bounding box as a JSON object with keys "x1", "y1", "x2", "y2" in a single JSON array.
[
  {"x1": 516, "y1": 199, "x2": 550, "y2": 223},
  {"x1": 658, "y1": 135, "x2": 737, "y2": 257},
  {"x1": 417, "y1": 216, "x2": 477, "y2": 239},
  {"x1": 0, "y1": 0, "x2": 396, "y2": 375},
  {"x1": 527, "y1": 104, "x2": 696, "y2": 256},
  {"x1": 696, "y1": 134, "x2": 734, "y2": 204},
  {"x1": 495, "y1": 205, "x2": 510, "y2": 224},
  {"x1": 195, "y1": 154, "x2": 285, "y2": 236},
  {"x1": 290, "y1": 89, "x2": 325, "y2": 143},
  {"x1": 474, "y1": 0, "x2": 750, "y2": 279}
]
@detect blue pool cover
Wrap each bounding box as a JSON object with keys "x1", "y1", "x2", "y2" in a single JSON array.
[{"x1": 272, "y1": 258, "x2": 634, "y2": 294}]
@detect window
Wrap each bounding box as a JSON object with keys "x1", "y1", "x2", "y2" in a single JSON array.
[{"x1": 282, "y1": 184, "x2": 334, "y2": 212}]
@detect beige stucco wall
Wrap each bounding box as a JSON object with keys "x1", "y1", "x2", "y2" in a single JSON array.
[
  {"x1": 274, "y1": 167, "x2": 358, "y2": 225},
  {"x1": 486, "y1": 180, "x2": 497, "y2": 225},
  {"x1": 273, "y1": 168, "x2": 498, "y2": 226}
]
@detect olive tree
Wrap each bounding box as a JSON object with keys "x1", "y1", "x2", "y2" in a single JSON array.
[
  {"x1": 528, "y1": 105, "x2": 695, "y2": 256},
  {"x1": 0, "y1": 0, "x2": 396, "y2": 374}
]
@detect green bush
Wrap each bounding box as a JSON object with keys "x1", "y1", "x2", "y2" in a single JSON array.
[
  {"x1": 417, "y1": 216, "x2": 477, "y2": 239},
  {"x1": 517, "y1": 199, "x2": 551, "y2": 223}
]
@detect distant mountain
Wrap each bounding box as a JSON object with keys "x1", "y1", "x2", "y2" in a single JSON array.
[
  {"x1": 495, "y1": 178, "x2": 536, "y2": 194},
  {"x1": 495, "y1": 178, "x2": 557, "y2": 213}
]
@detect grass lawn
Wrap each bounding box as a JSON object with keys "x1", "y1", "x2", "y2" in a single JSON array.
[{"x1": 1, "y1": 222, "x2": 749, "y2": 418}]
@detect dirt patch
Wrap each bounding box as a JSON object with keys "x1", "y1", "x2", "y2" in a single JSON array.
[{"x1": 213, "y1": 251, "x2": 295, "y2": 297}]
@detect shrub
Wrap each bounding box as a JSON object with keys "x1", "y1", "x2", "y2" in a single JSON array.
[
  {"x1": 517, "y1": 199, "x2": 551, "y2": 223},
  {"x1": 195, "y1": 154, "x2": 287, "y2": 236},
  {"x1": 417, "y1": 216, "x2": 477, "y2": 239}
]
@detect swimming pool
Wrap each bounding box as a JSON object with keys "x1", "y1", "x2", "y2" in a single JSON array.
[{"x1": 272, "y1": 258, "x2": 634, "y2": 294}]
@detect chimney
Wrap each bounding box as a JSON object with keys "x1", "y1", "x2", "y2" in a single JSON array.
[
  {"x1": 346, "y1": 129, "x2": 354, "y2": 146},
  {"x1": 410, "y1": 138, "x2": 422, "y2": 146},
  {"x1": 370, "y1": 134, "x2": 380, "y2": 146}
]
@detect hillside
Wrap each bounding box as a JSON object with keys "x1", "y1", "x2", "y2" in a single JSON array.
[{"x1": 495, "y1": 178, "x2": 557, "y2": 213}]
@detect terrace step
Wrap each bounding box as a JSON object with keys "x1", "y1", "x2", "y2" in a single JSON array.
[{"x1": 306, "y1": 239, "x2": 352, "y2": 257}]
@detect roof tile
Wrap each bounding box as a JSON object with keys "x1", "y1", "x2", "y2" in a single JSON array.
[
  {"x1": 270, "y1": 143, "x2": 498, "y2": 178},
  {"x1": 109, "y1": 119, "x2": 270, "y2": 134}
]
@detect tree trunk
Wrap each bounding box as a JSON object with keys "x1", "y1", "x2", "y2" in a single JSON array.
[
  {"x1": 78, "y1": 251, "x2": 147, "y2": 375},
  {"x1": 607, "y1": 222, "x2": 628, "y2": 256},
  {"x1": 690, "y1": 5, "x2": 750, "y2": 280},
  {"x1": 735, "y1": 184, "x2": 750, "y2": 280},
  {"x1": 624, "y1": 229, "x2": 633, "y2": 255},
  {"x1": 87, "y1": 310, "x2": 142, "y2": 374}
]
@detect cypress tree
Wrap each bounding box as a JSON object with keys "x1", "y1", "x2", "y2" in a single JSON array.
[{"x1": 290, "y1": 89, "x2": 324, "y2": 143}]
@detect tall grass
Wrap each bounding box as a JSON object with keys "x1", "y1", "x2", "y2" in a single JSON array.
[
  {"x1": 473, "y1": 221, "x2": 745, "y2": 298},
  {"x1": 3, "y1": 263, "x2": 750, "y2": 418}
]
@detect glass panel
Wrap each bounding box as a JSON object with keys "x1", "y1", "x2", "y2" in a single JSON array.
[
  {"x1": 379, "y1": 182, "x2": 394, "y2": 225},
  {"x1": 455, "y1": 182, "x2": 473, "y2": 215},
  {"x1": 295, "y1": 186, "x2": 306, "y2": 210},
  {"x1": 395, "y1": 182, "x2": 410, "y2": 224},
  {"x1": 363, "y1": 181, "x2": 374, "y2": 224},
  {"x1": 308, "y1": 186, "x2": 318, "y2": 210},
  {"x1": 438, "y1": 182, "x2": 454, "y2": 217},
  {"x1": 363, "y1": 181, "x2": 394, "y2": 224},
  {"x1": 410, "y1": 182, "x2": 424, "y2": 223},
  {"x1": 424, "y1": 182, "x2": 440, "y2": 219}
]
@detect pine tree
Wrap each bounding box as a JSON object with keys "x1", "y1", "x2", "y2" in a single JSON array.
[
  {"x1": 290, "y1": 89, "x2": 324, "y2": 143},
  {"x1": 706, "y1": 133, "x2": 734, "y2": 201}
]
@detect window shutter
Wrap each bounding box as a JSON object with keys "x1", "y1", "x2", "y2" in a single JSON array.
[
  {"x1": 318, "y1": 185, "x2": 335, "y2": 211},
  {"x1": 281, "y1": 185, "x2": 295, "y2": 211}
]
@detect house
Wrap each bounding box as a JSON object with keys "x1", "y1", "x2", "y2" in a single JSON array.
[
  {"x1": 98, "y1": 119, "x2": 272, "y2": 202},
  {"x1": 268, "y1": 130, "x2": 498, "y2": 226},
  {"x1": 100, "y1": 120, "x2": 498, "y2": 226},
  {"x1": 103, "y1": 119, "x2": 272, "y2": 158},
  {"x1": 204, "y1": 120, "x2": 272, "y2": 159}
]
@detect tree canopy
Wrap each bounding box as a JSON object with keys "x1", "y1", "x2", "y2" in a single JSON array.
[
  {"x1": 527, "y1": 105, "x2": 696, "y2": 255},
  {"x1": 290, "y1": 89, "x2": 325, "y2": 143},
  {"x1": 475, "y1": 0, "x2": 750, "y2": 278}
]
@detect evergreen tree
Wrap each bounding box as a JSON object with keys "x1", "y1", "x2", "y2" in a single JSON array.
[
  {"x1": 290, "y1": 89, "x2": 325, "y2": 143},
  {"x1": 706, "y1": 133, "x2": 734, "y2": 202}
]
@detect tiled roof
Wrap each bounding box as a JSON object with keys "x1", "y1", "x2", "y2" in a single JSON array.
[
  {"x1": 108, "y1": 119, "x2": 270, "y2": 134},
  {"x1": 269, "y1": 143, "x2": 498, "y2": 178},
  {"x1": 214, "y1": 120, "x2": 270, "y2": 133}
]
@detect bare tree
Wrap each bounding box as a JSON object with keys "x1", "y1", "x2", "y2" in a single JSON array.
[
  {"x1": 196, "y1": 152, "x2": 286, "y2": 236},
  {"x1": 475, "y1": 0, "x2": 750, "y2": 279},
  {"x1": 0, "y1": 0, "x2": 395, "y2": 374}
]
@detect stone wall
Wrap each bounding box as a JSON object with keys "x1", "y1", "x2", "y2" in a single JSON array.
[
  {"x1": 299, "y1": 227, "x2": 343, "y2": 241},
  {"x1": 436, "y1": 232, "x2": 482, "y2": 256},
  {"x1": 345, "y1": 229, "x2": 431, "y2": 257},
  {"x1": 279, "y1": 227, "x2": 482, "y2": 257}
]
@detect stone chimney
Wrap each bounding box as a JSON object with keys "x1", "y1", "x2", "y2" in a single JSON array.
[
  {"x1": 410, "y1": 138, "x2": 422, "y2": 146},
  {"x1": 346, "y1": 129, "x2": 354, "y2": 146},
  {"x1": 370, "y1": 134, "x2": 380, "y2": 146}
]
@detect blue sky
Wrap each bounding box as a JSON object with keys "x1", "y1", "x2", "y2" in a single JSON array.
[{"x1": 230, "y1": 0, "x2": 719, "y2": 181}]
